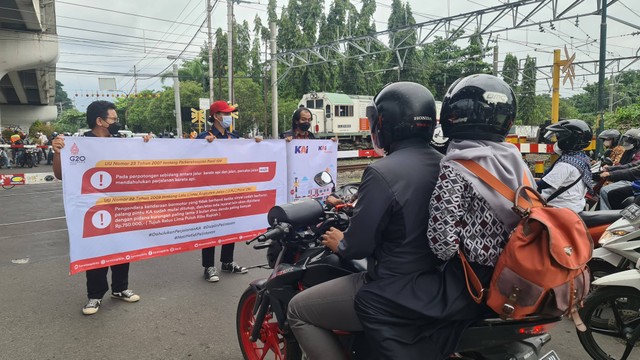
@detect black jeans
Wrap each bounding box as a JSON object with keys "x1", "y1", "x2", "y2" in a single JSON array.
[
  {"x1": 86, "y1": 263, "x2": 130, "y2": 299},
  {"x1": 201, "y1": 243, "x2": 235, "y2": 268}
]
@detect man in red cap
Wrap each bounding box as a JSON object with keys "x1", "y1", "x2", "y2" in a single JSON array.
[{"x1": 197, "y1": 100, "x2": 248, "y2": 282}]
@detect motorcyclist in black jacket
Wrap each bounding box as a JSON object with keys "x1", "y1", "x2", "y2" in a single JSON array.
[{"x1": 287, "y1": 82, "x2": 443, "y2": 360}]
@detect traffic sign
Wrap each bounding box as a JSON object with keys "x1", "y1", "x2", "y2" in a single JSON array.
[{"x1": 191, "y1": 108, "x2": 205, "y2": 123}]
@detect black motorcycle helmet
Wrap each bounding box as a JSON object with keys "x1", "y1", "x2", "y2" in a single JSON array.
[
  {"x1": 366, "y1": 82, "x2": 436, "y2": 153},
  {"x1": 544, "y1": 119, "x2": 592, "y2": 152},
  {"x1": 440, "y1": 74, "x2": 517, "y2": 142},
  {"x1": 597, "y1": 129, "x2": 620, "y2": 147}
]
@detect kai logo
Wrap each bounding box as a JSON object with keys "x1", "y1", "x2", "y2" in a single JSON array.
[
  {"x1": 294, "y1": 146, "x2": 309, "y2": 154},
  {"x1": 317, "y1": 145, "x2": 328, "y2": 151}
]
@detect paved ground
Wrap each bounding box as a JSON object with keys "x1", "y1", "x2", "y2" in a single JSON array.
[{"x1": 0, "y1": 165, "x2": 599, "y2": 360}]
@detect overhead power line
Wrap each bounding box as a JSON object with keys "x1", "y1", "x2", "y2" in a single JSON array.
[{"x1": 56, "y1": 1, "x2": 204, "y2": 28}]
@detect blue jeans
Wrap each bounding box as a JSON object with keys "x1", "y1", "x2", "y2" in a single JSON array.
[
  {"x1": 600, "y1": 181, "x2": 631, "y2": 210},
  {"x1": 0, "y1": 150, "x2": 10, "y2": 168}
]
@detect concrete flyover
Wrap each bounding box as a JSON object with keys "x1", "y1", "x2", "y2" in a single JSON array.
[{"x1": 0, "y1": 0, "x2": 58, "y2": 131}]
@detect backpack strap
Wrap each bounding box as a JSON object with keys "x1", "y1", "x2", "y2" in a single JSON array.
[
  {"x1": 454, "y1": 159, "x2": 543, "y2": 209},
  {"x1": 546, "y1": 170, "x2": 583, "y2": 202},
  {"x1": 459, "y1": 249, "x2": 484, "y2": 304}
]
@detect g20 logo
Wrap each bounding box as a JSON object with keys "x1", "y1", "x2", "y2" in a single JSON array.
[{"x1": 69, "y1": 155, "x2": 86, "y2": 163}]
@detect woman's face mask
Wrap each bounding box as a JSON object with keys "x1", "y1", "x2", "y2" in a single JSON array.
[{"x1": 553, "y1": 142, "x2": 563, "y2": 155}]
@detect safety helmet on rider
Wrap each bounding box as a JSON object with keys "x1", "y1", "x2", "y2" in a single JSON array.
[
  {"x1": 366, "y1": 82, "x2": 436, "y2": 153},
  {"x1": 598, "y1": 129, "x2": 621, "y2": 147},
  {"x1": 543, "y1": 119, "x2": 592, "y2": 152},
  {"x1": 620, "y1": 128, "x2": 640, "y2": 151},
  {"x1": 440, "y1": 74, "x2": 516, "y2": 142}
]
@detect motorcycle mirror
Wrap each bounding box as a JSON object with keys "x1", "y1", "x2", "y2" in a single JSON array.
[{"x1": 314, "y1": 171, "x2": 333, "y2": 187}]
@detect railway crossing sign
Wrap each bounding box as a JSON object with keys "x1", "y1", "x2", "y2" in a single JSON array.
[
  {"x1": 191, "y1": 108, "x2": 205, "y2": 123},
  {"x1": 562, "y1": 45, "x2": 576, "y2": 89},
  {"x1": 191, "y1": 108, "x2": 205, "y2": 132}
]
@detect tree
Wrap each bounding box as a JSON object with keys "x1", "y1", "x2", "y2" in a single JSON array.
[
  {"x1": 518, "y1": 56, "x2": 540, "y2": 125},
  {"x1": 213, "y1": 28, "x2": 229, "y2": 99},
  {"x1": 54, "y1": 108, "x2": 85, "y2": 133},
  {"x1": 606, "y1": 102, "x2": 640, "y2": 131},
  {"x1": 234, "y1": 78, "x2": 266, "y2": 137},
  {"x1": 55, "y1": 80, "x2": 73, "y2": 113},
  {"x1": 114, "y1": 83, "x2": 205, "y2": 134},
  {"x1": 383, "y1": 0, "x2": 420, "y2": 84},
  {"x1": 502, "y1": 53, "x2": 519, "y2": 90},
  {"x1": 234, "y1": 20, "x2": 252, "y2": 75}
]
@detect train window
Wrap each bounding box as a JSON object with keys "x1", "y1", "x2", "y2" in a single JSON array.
[
  {"x1": 306, "y1": 100, "x2": 314, "y2": 108},
  {"x1": 316, "y1": 100, "x2": 323, "y2": 109},
  {"x1": 334, "y1": 105, "x2": 354, "y2": 117}
]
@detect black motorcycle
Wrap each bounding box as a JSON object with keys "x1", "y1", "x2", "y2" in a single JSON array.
[
  {"x1": 15, "y1": 147, "x2": 37, "y2": 168},
  {"x1": 236, "y1": 175, "x2": 562, "y2": 360}
]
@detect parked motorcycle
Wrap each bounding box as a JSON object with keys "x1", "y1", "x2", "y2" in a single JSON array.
[
  {"x1": 588, "y1": 204, "x2": 640, "y2": 282},
  {"x1": 236, "y1": 173, "x2": 562, "y2": 360},
  {"x1": 15, "y1": 148, "x2": 37, "y2": 168},
  {"x1": 576, "y1": 255, "x2": 640, "y2": 359}
]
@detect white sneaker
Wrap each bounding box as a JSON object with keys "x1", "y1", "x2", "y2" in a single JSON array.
[
  {"x1": 82, "y1": 298, "x2": 102, "y2": 315},
  {"x1": 204, "y1": 266, "x2": 220, "y2": 282}
]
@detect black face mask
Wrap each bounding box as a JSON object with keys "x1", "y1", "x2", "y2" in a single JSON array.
[
  {"x1": 107, "y1": 122, "x2": 122, "y2": 135},
  {"x1": 298, "y1": 123, "x2": 311, "y2": 132}
]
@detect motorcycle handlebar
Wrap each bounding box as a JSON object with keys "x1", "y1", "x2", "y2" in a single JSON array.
[{"x1": 247, "y1": 223, "x2": 292, "y2": 244}]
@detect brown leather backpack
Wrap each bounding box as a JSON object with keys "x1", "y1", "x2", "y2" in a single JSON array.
[{"x1": 455, "y1": 160, "x2": 592, "y2": 329}]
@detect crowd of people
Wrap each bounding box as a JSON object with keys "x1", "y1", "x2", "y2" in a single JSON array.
[{"x1": 12, "y1": 72, "x2": 638, "y2": 358}]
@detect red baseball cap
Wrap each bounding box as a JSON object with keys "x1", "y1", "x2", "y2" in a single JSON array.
[{"x1": 210, "y1": 100, "x2": 236, "y2": 114}]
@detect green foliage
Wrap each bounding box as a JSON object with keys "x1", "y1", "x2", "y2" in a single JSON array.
[
  {"x1": 114, "y1": 83, "x2": 204, "y2": 134},
  {"x1": 54, "y1": 108, "x2": 86, "y2": 133},
  {"x1": 518, "y1": 56, "x2": 541, "y2": 125},
  {"x1": 55, "y1": 80, "x2": 73, "y2": 112},
  {"x1": 606, "y1": 102, "x2": 640, "y2": 131},
  {"x1": 28, "y1": 120, "x2": 56, "y2": 140},
  {"x1": 502, "y1": 53, "x2": 519, "y2": 90},
  {"x1": 277, "y1": 97, "x2": 302, "y2": 134}
]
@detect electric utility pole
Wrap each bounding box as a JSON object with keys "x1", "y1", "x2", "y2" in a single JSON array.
[
  {"x1": 207, "y1": 0, "x2": 214, "y2": 104},
  {"x1": 227, "y1": 0, "x2": 234, "y2": 104},
  {"x1": 270, "y1": 21, "x2": 278, "y2": 138},
  {"x1": 596, "y1": 0, "x2": 608, "y2": 156}
]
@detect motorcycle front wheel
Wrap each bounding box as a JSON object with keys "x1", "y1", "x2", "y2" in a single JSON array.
[
  {"x1": 577, "y1": 286, "x2": 640, "y2": 360},
  {"x1": 236, "y1": 287, "x2": 302, "y2": 360}
]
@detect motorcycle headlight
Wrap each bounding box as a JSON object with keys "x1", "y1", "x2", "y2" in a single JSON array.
[{"x1": 598, "y1": 228, "x2": 632, "y2": 245}]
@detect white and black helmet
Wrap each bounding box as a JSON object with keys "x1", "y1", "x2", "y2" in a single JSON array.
[{"x1": 440, "y1": 74, "x2": 516, "y2": 142}]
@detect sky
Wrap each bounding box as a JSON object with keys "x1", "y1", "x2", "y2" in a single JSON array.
[{"x1": 53, "y1": 0, "x2": 640, "y2": 111}]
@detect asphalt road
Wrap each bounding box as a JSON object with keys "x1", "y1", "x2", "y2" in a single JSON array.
[{"x1": 0, "y1": 165, "x2": 599, "y2": 360}]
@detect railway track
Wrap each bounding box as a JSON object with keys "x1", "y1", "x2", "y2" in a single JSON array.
[{"x1": 337, "y1": 163, "x2": 369, "y2": 172}]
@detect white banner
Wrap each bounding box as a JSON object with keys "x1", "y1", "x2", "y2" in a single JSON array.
[
  {"x1": 286, "y1": 139, "x2": 338, "y2": 202},
  {"x1": 61, "y1": 138, "x2": 287, "y2": 274}
]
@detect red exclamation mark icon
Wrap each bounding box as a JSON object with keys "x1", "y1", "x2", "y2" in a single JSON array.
[
  {"x1": 99, "y1": 174, "x2": 103, "y2": 187},
  {"x1": 100, "y1": 213, "x2": 104, "y2": 226}
]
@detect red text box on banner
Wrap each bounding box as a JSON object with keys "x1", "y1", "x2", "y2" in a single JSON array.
[
  {"x1": 82, "y1": 188, "x2": 276, "y2": 238},
  {"x1": 69, "y1": 229, "x2": 264, "y2": 275},
  {"x1": 80, "y1": 160, "x2": 276, "y2": 194}
]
